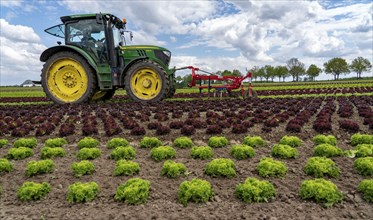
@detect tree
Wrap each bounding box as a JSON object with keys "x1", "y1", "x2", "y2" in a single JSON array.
[
  {"x1": 287, "y1": 58, "x2": 305, "y2": 81},
  {"x1": 274, "y1": 66, "x2": 289, "y2": 82},
  {"x1": 250, "y1": 66, "x2": 260, "y2": 81},
  {"x1": 262, "y1": 65, "x2": 275, "y2": 82},
  {"x1": 306, "y1": 64, "x2": 321, "y2": 81},
  {"x1": 221, "y1": 70, "x2": 232, "y2": 76},
  {"x1": 257, "y1": 67, "x2": 265, "y2": 81},
  {"x1": 324, "y1": 57, "x2": 349, "y2": 80},
  {"x1": 232, "y1": 69, "x2": 242, "y2": 77},
  {"x1": 350, "y1": 57, "x2": 372, "y2": 79}
]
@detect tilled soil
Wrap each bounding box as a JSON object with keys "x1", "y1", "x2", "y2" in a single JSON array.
[{"x1": 0, "y1": 98, "x2": 372, "y2": 220}]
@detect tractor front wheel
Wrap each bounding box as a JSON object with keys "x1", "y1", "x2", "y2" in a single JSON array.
[
  {"x1": 41, "y1": 52, "x2": 96, "y2": 104},
  {"x1": 125, "y1": 60, "x2": 169, "y2": 102}
]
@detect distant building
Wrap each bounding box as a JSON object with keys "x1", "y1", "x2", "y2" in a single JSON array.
[{"x1": 20, "y1": 80, "x2": 41, "y2": 87}]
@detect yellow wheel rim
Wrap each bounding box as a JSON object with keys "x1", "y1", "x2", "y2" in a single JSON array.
[
  {"x1": 130, "y1": 68, "x2": 162, "y2": 100},
  {"x1": 46, "y1": 58, "x2": 88, "y2": 103}
]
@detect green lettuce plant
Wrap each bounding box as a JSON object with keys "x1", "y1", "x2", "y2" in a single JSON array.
[
  {"x1": 235, "y1": 177, "x2": 276, "y2": 203},
  {"x1": 67, "y1": 182, "x2": 99, "y2": 203},
  {"x1": 256, "y1": 157, "x2": 287, "y2": 178},
  {"x1": 0, "y1": 139, "x2": 9, "y2": 148},
  {"x1": 161, "y1": 160, "x2": 187, "y2": 178},
  {"x1": 313, "y1": 134, "x2": 337, "y2": 146},
  {"x1": 107, "y1": 137, "x2": 129, "y2": 149},
  {"x1": 140, "y1": 137, "x2": 162, "y2": 148},
  {"x1": 299, "y1": 178, "x2": 343, "y2": 207},
  {"x1": 77, "y1": 137, "x2": 99, "y2": 149},
  {"x1": 357, "y1": 179, "x2": 373, "y2": 203},
  {"x1": 17, "y1": 182, "x2": 51, "y2": 201},
  {"x1": 314, "y1": 144, "x2": 343, "y2": 157},
  {"x1": 205, "y1": 158, "x2": 236, "y2": 178},
  {"x1": 25, "y1": 159, "x2": 55, "y2": 177},
  {"x1": 110, "y1": 146, "x2": 136, "y2": 160},
  {"x1": 190, "y1": 146, "x2": 213, "y2": 160},
  {"x1": 304, "y1": 157, "x2": 340, "y2": 178},
  {"x1": 178, "y1": 178, "x2": 214, "y2": 206},
  {"x1": 71, "y1": 160, "x2": 95, "y2": 177},
  {"x1": 113, "y1": 160, "x2": 140, "y2": 176},
  {"x1": 0, "y1": 158, "x2": 13, "y2": 173},
  {"x1": 7, "y1": 147, "x2": 33, "y2": 160},
  {"x1": 77, "y1": 148, "x2": 101, "y2": 160},
  {"x1": 115, "y1": 178, "x2": 150, "y2": 205},
  {"x1": 174, "y1": 137, "x2": 193, "y2": 148},
  {"x1": 40, "y1": 147, "x2": 66, "y2": 159},
  {"x1": 354, "y1": 157, "x2": 373, "y2": 176},
  {"x1": 242, "y1": 136, "x2": 266, "y2": 147},
  {"x1": 351, "y1": 133, "x2": 373, "y2": 146},
  {"x1": 44, "y1": 138, "x2": 67, "y2": 148},
  {"x1": 208, "y1": 136, "x2": 228, "y2": 148},
  {"x1": 279, "y1": 135, "x2": 302, "y2": 147},
  {"x1": 150, "y1": 146, "x2": 176, "y2": 162},
  {"x1": 14, "y1": 137, "x2": 37, "y2": 148},
  {"x1": 271, "y1": 144, "x2": 299, "y2": 159},
  {"x1": 230, "y1": 144, "x2": 256, "y2": 160}
]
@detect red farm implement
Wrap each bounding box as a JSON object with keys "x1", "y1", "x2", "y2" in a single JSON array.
[{"x1": 174, "y1": 66, "x2": 256, "y2": 98}]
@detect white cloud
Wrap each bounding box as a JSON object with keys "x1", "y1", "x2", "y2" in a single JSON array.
[
  {"x1": 0, "y1": 0, "x2": 23, "y2": 7},
  {"x1": 0, "y1": 19, "x2": 46, "y2": 85},
  {"x1": 0, "y1": 19, "x2": 41, "y2": 43},
  {"x1": 59, "y1": 0, "x2": 217, "y2": 34}
]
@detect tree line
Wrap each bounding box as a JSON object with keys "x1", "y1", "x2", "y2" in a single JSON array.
[{"x1": 175, "y1": 56, "x2": 372, "y2": 87}]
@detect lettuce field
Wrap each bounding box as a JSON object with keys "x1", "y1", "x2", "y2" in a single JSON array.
[{"x1": 0, "y1": 81, "x2": 372, "y2": 219}]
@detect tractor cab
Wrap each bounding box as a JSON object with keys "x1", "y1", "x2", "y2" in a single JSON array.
[{"x1": 45, "y1": 14, "x2": 126, "y2": 65}]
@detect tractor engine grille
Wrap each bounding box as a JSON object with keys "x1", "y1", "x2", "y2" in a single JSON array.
[{"x1": 154, "y1": 50, "x2": 171, "y2": 66}]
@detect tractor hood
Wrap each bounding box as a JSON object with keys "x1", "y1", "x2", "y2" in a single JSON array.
[
  {"x1": 120, "y1": 45, "x2": 171, "y2": 66},
  {"x1": 119, "y1": 45, "x2": 170, "y2": 52}
]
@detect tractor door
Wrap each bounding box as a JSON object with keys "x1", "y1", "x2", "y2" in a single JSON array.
[{"x1": 65, "y1": 19, "x2": 108, "y2": 64}]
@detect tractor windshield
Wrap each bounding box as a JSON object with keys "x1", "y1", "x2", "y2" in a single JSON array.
[{"x1": 45, "y1": 24, "x2": 64, "y2": 38}]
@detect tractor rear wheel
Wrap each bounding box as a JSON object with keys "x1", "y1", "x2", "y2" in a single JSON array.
[
  {"x1": 125, "y1": 60, "x2": 169, "y2": 102},
  {"x1": 41, "y1": 51, "x2": 96, "y2": 104}
]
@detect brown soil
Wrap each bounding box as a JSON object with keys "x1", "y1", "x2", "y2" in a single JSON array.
[{"x1": 0, "y1": 97, "x2": 372, "y2": 220}]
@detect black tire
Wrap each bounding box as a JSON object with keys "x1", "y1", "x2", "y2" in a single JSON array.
[
  {"x1": 41, "y1": 51, "x2": 97, "y2": 104},
  {"x1": 124, "y1": 60, "x2": 169, "y2": 102},
  {"x1": 244, "y1": 90, "x2": 258, "y2": 98},
  {"x1": 167, "y1": 78, "x2": 176, "y2": 98}
]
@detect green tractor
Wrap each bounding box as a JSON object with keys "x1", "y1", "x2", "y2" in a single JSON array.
[{"x1": 40, "y1": 13, "x2": 175, "y2": 104}]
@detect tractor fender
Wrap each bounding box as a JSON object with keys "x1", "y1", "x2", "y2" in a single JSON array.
[
  {"x1": 40, "y1": 45, "x2": 98, "y2": 72},
  {"x1": 119, "y1": 57, "x2": 148, "y2": 85}
]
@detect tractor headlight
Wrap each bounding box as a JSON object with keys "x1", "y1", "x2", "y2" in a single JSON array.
[{"x1": 162, "y1": 50, "x2": 171, "y2": 57}]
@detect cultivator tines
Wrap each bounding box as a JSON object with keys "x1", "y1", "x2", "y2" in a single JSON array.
[{"x1": 174, "y1": 66, "x2": 255, "y2": 98}]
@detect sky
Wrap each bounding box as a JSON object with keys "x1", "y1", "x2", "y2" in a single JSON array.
[{"x1": 0, "y1": 0, "x2": 372, "y2": 85}]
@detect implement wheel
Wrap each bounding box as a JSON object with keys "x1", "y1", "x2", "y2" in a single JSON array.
[
  {"x1": 41, "y1": 51, "x2": 96, "y2": 104},
  {"x1": 244, "y1": 90, "x2": 258, "y2": 98},
  {"x1": 125, "y1": 60, "x2": 169, "y2": 102}
]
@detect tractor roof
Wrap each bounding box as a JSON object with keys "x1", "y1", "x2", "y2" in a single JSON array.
[{"x1": 60, "y1": 13, "x2": 114, "y2": 23}]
